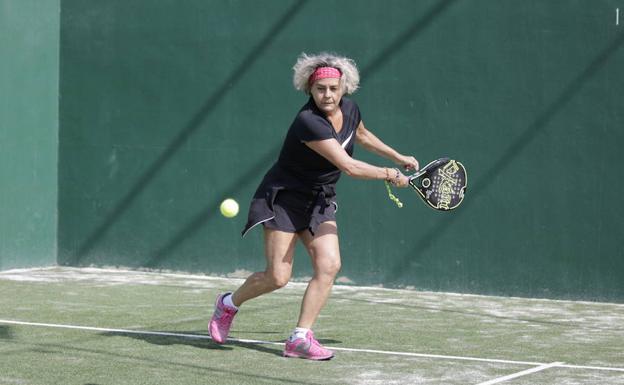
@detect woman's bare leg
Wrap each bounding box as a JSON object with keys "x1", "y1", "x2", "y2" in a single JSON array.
[
  {"x1": 231, "y1": 228, "x2": 298, "y2": 307},
  {"x1": 296, "y1": 222, "x2": 341, "y2": 328}
]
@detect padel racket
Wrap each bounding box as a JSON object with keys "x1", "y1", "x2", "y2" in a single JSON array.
[{"x1": 408, "y1": 158, "x2": 467, "y2": 210}]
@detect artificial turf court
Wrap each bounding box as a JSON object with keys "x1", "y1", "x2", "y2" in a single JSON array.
[{"x1": 1, "y1": 267, "x2": 623, "y2": 385}]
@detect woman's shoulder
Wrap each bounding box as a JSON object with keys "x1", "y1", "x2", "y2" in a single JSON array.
[
  {"x1": 340, "y1": 97, "x2": 359, "y2": 112},
  {"x1": 340, "y1": 97, "x2": 361, "y2": 125},
  {"x1": 295, "y1": 101, "x2": 327, "y2": 125}
]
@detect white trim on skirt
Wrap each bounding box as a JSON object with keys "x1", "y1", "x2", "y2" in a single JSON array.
[{"x1": 241, "y1": 215, "x2": 275, "y2": 238}]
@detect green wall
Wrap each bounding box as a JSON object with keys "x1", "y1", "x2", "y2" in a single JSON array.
[
  {"x1": 52, "y1": 0, "x2": 624, "y2": 301},
  {"x1": 0, "y1": 0, "x2": 60, "y2": 270}
]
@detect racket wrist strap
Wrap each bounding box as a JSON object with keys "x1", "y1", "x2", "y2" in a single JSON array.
[{"x1": 384, "y1": 180, "x2": 403, "y2": 208}]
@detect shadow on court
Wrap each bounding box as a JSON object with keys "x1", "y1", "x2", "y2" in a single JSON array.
[
  {"x1": 102, "y1": 330, "x2": 281, "y2": 356},
  {"x1": 386, "y1": 31, "x2": 624, "y2": 285},
  {"x1": 10, "y1": 338, "x2": 325, "y2": 385},
  {"x1": 0, "y1": 325, "x2": 13, "y2": 340},
  {"x1": 100, "y1": 330, "x2": 341, "y2": 359},
  {"x1": 100, "y1": 330, "x2": 233, "y2": 351},
  {"x1": 228, "y1": 337, "x2": 342, "y2": 358}
]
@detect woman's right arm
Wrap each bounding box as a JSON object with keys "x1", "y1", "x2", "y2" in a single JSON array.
[{"x1": 304, "y1": 139, "x2": 409, "y2": 187}]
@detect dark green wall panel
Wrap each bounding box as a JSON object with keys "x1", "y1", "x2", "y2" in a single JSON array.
[
  {"x1": 0, "y1": 0, "x2": 60, "y2": 270},
  {"x1": 58, "y1": 0, "x2": 624, "y2": 301}
]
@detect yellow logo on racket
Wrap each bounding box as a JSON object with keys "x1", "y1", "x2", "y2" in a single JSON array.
[{"x1": 437, "y1": 160, "x2": 461, "y2": 210}]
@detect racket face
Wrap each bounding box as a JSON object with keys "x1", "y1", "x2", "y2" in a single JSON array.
[{"x1": 409, "y1": 158, "x2": 467, "y2": 211}]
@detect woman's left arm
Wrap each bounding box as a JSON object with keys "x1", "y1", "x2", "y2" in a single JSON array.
[{"x1": 356, "y1": 121, "x2": 419, "y2": 171}]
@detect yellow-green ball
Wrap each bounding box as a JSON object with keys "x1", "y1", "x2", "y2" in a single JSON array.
[{"x1": 220, "y1": 198, "x2": 239, "y2": 218}]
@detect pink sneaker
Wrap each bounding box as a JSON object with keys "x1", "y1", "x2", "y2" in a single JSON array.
[
  {"x1": 283, "y1": 330, "x2": 334, "y2": 360},
  {"x1": 208, "y1": 293, "x2": 238, "y2": 344}
]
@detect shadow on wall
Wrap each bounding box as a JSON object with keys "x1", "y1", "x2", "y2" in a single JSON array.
[
  {"x1": 66, "y1": 0, "x2": 310, "y2": 266},
  {"x1": 386, "y1": 31, "x2": 624, "y2": 284},
  {"x1": 67, "y1": 0, "x2": 460, "y2": 267}
]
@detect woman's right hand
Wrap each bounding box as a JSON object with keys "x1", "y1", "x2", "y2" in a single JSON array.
[{"x1": 388, "y1": 168, "x2": 410, "y2": 188}]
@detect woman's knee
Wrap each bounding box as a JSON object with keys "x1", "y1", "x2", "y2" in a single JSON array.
[
  {"x1": 265, "y1": 269, "x2": 291, "y2": 289},
  {"x1": 262, "y1": 228, "x2": 297, "y2": 289},
  {"x1": 316, "y1": 255, "x2": 341, "y2": 279}
]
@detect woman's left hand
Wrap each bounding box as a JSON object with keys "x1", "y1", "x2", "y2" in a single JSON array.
[{"x1": 395, "y1": 155, "x2": 419, "y2": 172}]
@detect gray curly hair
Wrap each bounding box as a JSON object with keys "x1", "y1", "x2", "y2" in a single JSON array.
[{"x1": 292, "y1": 52, "x2": 360, "y2": 95}]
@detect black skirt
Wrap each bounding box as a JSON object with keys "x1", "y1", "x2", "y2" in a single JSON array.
[{"x1": 242, "y1": 185, "x2": 337, "y2": 237}]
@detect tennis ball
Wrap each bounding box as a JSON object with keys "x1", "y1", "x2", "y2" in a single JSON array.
[{"x1": 220, "y1": 198, "x2": 239, "y2": 218}]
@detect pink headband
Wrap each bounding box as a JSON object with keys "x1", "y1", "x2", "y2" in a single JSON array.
[{"x1": 308, "y1": 67, "x2": 342, "y2": 85}]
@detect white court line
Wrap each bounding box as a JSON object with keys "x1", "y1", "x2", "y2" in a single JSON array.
[
  {"x1": 0, "y1": 319, "x2": 250, "y2": 342},
  {"x1": 0, "y1": 319, "x2": 539, "y2": 366},
  {"x1": 2, "y1": 319, "x2": 624, "y2": 374},
  {"x1": 329, "y1": 346, "x2": 541, "y2": 366},
  {"x1": 476, "y1": 362, "x2": 563, "y2": 385},
  {"x1": 556, "y1": 363, "x2": 624, "y2": 373}
]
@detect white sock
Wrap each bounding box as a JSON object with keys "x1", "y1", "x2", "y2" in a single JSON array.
[
  {"x1": 289, "y1": 327, "x2": 309, "y2": 342},
  {"x1": 222, "y1": 293, "x2": 238, "y2": 310}
]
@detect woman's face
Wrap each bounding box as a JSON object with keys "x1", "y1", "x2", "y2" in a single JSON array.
[{"x1": 310, "y1": 77, "x2": 344, "y2": 116}]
